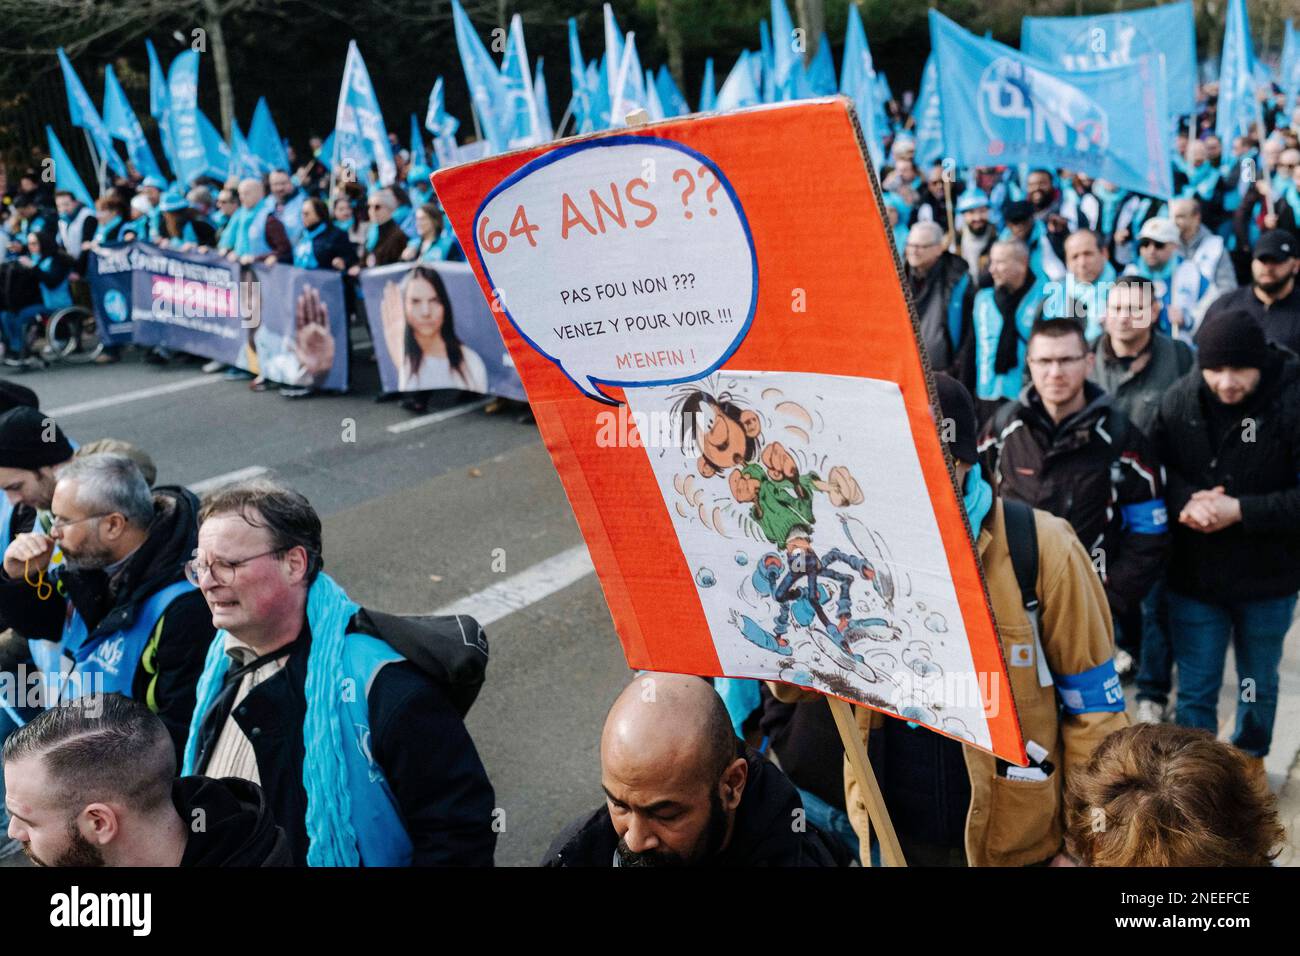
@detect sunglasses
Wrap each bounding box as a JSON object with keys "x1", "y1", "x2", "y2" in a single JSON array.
[{"x1": 1137, "y1": 239, "x2": 1170, "y2": 249}]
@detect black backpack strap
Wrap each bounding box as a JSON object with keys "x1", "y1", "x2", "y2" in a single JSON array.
[{"x1": 1001, "y1": 499, "x2": 1053, "y2": 688}]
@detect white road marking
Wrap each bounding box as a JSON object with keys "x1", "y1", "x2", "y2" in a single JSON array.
[
  {"x1": 385, "y1": 397, "x2": 491, "y2": 434},
  {"x1": 434, "y1": 544, "x2": 595, "y2": 628},
  {"x1": 189, "y1": 465, "x2": 270, "y2": 495},
  {"x1": 46, "y1": 375, "x2": 223, "y2": 417}
]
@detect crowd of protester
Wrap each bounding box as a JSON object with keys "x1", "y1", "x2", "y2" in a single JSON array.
[{"x1": 0, "y1": 77, "x2": 1295, "y2": 869}]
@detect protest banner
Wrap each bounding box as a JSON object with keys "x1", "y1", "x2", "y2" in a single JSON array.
[
  {"x1": 249, "y1": 262, "x2": 349, "y2": 391},
  {"x1": 931, "y1": 9, "x2": 1173, "y2": 199},
  {"x1": 127, "y1": 242, "x2": 252, "y2": 370},
  {"x1": 1021, "y1": 1, "x2": 1198, "y2": 118},
  {"x1": 433, "y1": 99, "x2": 1028, "y2": 786},
  {"x1": 360, "y1": 260, "x2": 525, "y2": 400},
  {"x1": 86, "y1": 246, "x2": 137, "y2": 346}
]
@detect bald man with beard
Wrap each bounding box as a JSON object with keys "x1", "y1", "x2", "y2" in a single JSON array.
[{"x1": 542, "y1": 673, "x2": 844, "y2": 867}]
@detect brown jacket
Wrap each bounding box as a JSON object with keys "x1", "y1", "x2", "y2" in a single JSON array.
[{"x1": 773, "y1": 498, "x2": 1127, "y2": 866}]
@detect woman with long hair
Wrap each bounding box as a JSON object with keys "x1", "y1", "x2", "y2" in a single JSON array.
[
  {"x1": 380, "y1": 265, "x2": 487, "y2": 413},
  {"x1": 400, "y1": 204, "x2": 447, "y2": 263}
]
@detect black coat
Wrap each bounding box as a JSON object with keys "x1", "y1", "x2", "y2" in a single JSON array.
[
  {"x1": 979, "y1": 382, "x2": 1168, "y2": 616},
  {"x1": 189, "y1": 612, "x2": 497, "y2": 867},
  {"x1": 541, "y1": 748, "x2": 846, "y2": 867},
  {"x1": 174, "y1": 775, "x2": 294, "y2": 866},
  {"x1": 0, "y1": 487, "x2": 214, "y2": 757},
  {"x1": 1153, "y1": 348, "x2": 1300, "y2": 601}
]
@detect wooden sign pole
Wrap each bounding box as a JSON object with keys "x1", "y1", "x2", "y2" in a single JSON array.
[{"x1": 826, "y1": 696, "x2": 907, "y2": 867}]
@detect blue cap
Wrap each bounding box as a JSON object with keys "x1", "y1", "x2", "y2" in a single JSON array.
[
  {"x1": 957, "y1": 189, "x2": 991, "y2": 213},
  {"x1": 159, "y1": 189, "x2": 188, "y2": 213},
  {"x1": 141, "y1": 175, "x2": 167, "y2": 190},
  {"x1": 406, "y1": 163, "x2": 433, "y2": 185}
]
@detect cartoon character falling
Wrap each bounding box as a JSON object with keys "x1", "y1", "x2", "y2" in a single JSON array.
[{"x1": 676, "y1": 388, "x2": 880, "y2": 658}]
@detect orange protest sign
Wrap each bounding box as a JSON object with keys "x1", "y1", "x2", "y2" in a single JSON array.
[{"x1": 433, "y1": 98, "x2": 1025, "y2": 764}]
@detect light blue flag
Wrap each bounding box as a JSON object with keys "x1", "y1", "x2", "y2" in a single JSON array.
[
  {"x1": 317, "y1": 130, "x2": 335, "y2": 172},
  {"x1": 146, "y1": 39, "x2": 175, "y2": 176},
  {"x1": 1282, "y1": 21, "x2": 1300, "y2": 120},
  {"x1": 567, "y1": 18, "x2": 594, "y2": 133},
  {"x1": 451, "y1": 0, "x2": 509, "y2": 152},
  {"x1": 656, "y1": 65, "x2": 689, "y2": 117},
  {"x1": 534, "y1": 59, "x2": 554, "y2": 140},
  {"x1": 197, "y1": 109, "x2": 231, "y2": 182},
  {"x1": 333, "y1": 40, "x2": 396, "y2": 185},
  {"x1": 45, "y1": 125, "x2": 93, "y2": 206},
  {"x1": 603, "y1": 3, "x2": 625, "y2": 112},
  {"x1": 700, "y1": 58, "x2": 716, "y2": 112},
  {"x1": 501, "y1": 14, "x2": 543, "y2": 146},
  {"x1": 806, "y1": 34, "x2": 837, "y2": 96},
  {"x1": 588, "y1": 59, "x2": 610, "y2": 128},
  {"x1": 56, "y1": 48, "x2": 126, "y2": 178},
  {"x1": 759, "y1": 19, "x2": 776, "y2": 103},
  {"x1": 609, "y1": 29, "x2": 648, "y2": 123},
  {"x1": 769, "y1": 0, "x2": 798, "y2": 100},
  {"x1": 1216, "y1": 0, "x2": 1264, "y2": 144},
  {"x1": 715, "y1": 51, "x2": 762, "y2": 112},
  {"x1": 229, "y1": 119, "x2": 261, "y2": 179},
  {"x1": 914, "y1": 55, "x2": 944, "y2": 168},
  {"x1": 166, "y1": 49, "x2": 206, "y2": 186},
  {"x1": 930, "y1": 10, "x2": 1172, "y2": 198},
  {"x1": 840, "y1": 6, "x2": 883, "y2": 168},
  {"x1": 249, "y1": 97, "x2": 290, "y2": 173},
  {"x1": 102, "y1": 63, "x2": 164, "y2": 180},
  {"x1": 425, "y1": 78, "x2": 461, "y2": 169},
  {"x1": 1022, "y1": 1, "x2": 1197, "y2": 118},
  {"x1": 409, "y1": 113, "x2": 428, "y2": 167}
]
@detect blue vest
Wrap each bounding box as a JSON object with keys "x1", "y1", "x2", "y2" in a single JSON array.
[
  {"x1": 973, "y1": 278, "x2": 1044, "y2": 402},
  {"x1": 278, "y1": 192, "x2": 307, "y2": 246},
  {"x1": 338, "y1": 632, "x2": 414, "y2": 866},
  {"x1": 30, "y1": 580, "x2": 194, "y2": 704},
  {"x1": 37, "y1": 257, "x2": 73, "y2": 311}
]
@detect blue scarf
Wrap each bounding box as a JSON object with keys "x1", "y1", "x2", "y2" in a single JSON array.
[
  {"x1": 181, "y1": 572, "x2": 365, "y2": 866},
  {"x1": 963, "y1": 463, "x2": 993, "y2": 534},
  {"x1": 365, "y1": 221, "x2": 380, "y2": 252},
  {"x1": 94, "y1": 215, "x2": 122, "y2": 245}
]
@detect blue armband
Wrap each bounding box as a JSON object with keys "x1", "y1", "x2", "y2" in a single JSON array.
[
  {"x1": 1121, "y1": 498, "x2": 1167, "y2": 534},
  {"x1": 1055, "y1": 659, "x2": 1125, "y2": 714}
]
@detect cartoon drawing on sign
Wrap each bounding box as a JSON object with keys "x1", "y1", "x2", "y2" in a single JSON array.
[{"x1": 628, "y1": 371, "x2": 981, "y2": 742}]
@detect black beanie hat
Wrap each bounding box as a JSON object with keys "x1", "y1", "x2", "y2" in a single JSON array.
[
  {"x1": 0, "y1": 407, "x2": 73, "y2": 471},
  {"x1": 0, "y1": 381, "x2": 38, "y2": 415},
  {"x1": 1196, "y1": 307, "x2": 1269, "y2": 370},
  {"x1": 934, "y1": 373, "x2": 978, "y2": 464}
]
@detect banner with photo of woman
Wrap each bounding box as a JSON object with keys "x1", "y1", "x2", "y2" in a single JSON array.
[
  {"x1": 359, "y1": 260, "x2": 525, "y2": 400},
  {"x1": 249, "y1": 262, "x2": 349, "y2": 391}
]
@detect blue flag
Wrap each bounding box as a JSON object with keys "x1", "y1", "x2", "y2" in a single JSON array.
[
  {"x1": 249, "y1": 97, "x2": 290, "y2": 173},
  {"x1": 914, "y1": 55, "x2": 944, "y2": 168},
  {"x1": 197, "y1": 110, "x2": 231, "y2": 182},
  {"x1": 1284, "y1": 21, "x2": 1300, "y2": 119},
  {"x1": 769, "y1": 0, "x2": 798, "y2": 100},
  {"x1": 409, "y1": 113, "x2": 428, "y2": 167},
  {"x1": 656, "y1": 65, "x2": 689, "y2": 117},
  {"x1": 451, "y1": 0, "x2": 509, "y2": 152},
  {"x1": 333, "y1": 40, "x2": 395, "y2": 185},
  {"x1": 805, "y1": 33, "x2": 837, "y2": 97},
  {"x1": 567, "y1": 18, "x2": 594, "y2": 133},
  {"x1": 166, "y1": 49, "x2": 206, "y2": 186},
  {"x1": 45, "y1": 125, "x2": 93, "y2": 206},
  {"x1": 102, "y1": 63, "x2": 164, "y2": 180},
  {"x1": 534, "y1": 59, "x2": 554, "y2": 140},
  {"x1": 1022, "y1": 1, "x2": 1198, "y2": 118},
  {"x1": 841, "y1": 6, "x2": 883, "y2": 167},
  {"x1": 56, "y1": 48, "x2": 126, "y2": 179},
  {"x1": 229, "y1": 119, "x2": 260, "y2": 179},
  {"x1": 425, "y1": 78, "x2": 460, "y2": 169},
  {"x1": 700, "y1": 58, "x2": 716, "y2": 112},
  {"x1": 501, "y1": 14, "x2": 543, "y2": 146},
  {"x1": 1216, "y1": 0, "x2": 1264, "y2": 144},
  {"x1": 930, "y1": 10, "x2": 1172, "y2": 199},
  {"x1": 146, "y1": 39, "x2": 176, "y2": 177},
  {"x1": 715, "y1": 51, "x2": 762, "y2": 112}
]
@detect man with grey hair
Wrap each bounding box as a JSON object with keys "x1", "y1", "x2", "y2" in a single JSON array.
[
  {"x1": 1171, "y1": 197, "x2": 1235, "y2": 293},
  {"x1": 0, "y1": 454, "x2": 213, "y2": 755},
  {"x1": 4, "y1": 693, "x2": 291, "y2": 866},
  {"x1": 360, "y1": 188, "x2": 410, "y2": 268},
  {"x1": 970, "y1": 239, "x2": 1047, "y2": 423},
  {"x1": 221, "y1": 177, "x2": 290, "y2": 265},
  {"x1": 905, "y1": 221, "x2": 973, "y2": 384}
]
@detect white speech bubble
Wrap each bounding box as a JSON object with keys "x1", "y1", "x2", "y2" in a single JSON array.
[{"x1": 473, "y1": 136, "x2": 757, "y2": 402}]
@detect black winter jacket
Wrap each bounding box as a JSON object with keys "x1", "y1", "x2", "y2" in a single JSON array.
[
  {"x1": 541, "y1": 747, "x2": 846, "y2": 867},
  {"x1": 0, "y1": 486, "x2": 214, "y2": 757},
  {"x1": 1153, "y1": 348, "x2": 1300, "y2": 601},
  {"x1": 175, "y1": 776, "x2": 294, "y2": 866},
  {"x1": 979, "y1": 382, "x2": 1168, "y2": 616}
]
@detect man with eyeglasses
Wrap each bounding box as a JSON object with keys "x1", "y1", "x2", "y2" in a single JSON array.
[
  {"x1": 0, "y1": 451, "x2": 212, "y2": 757},
  {"x1": 357, "y1": 189, "x2": 409, "y2": 270},
  {"x1": 905, "y1": 221, "x2": 972, "y2": 385},
  {"x1": 179, "y1": 478, "x2": 496, "y2": 866},
  {"x1": 1203, "y1": 230, "x2": 1300, "y2": 355},
  {"x1": 980, "y1": 317, "x2": 1169, "y2": 685}
]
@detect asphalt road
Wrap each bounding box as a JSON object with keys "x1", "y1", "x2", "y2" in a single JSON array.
[{"x1": 7, "y1": 340, "x2": 631, "y2": 867}]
